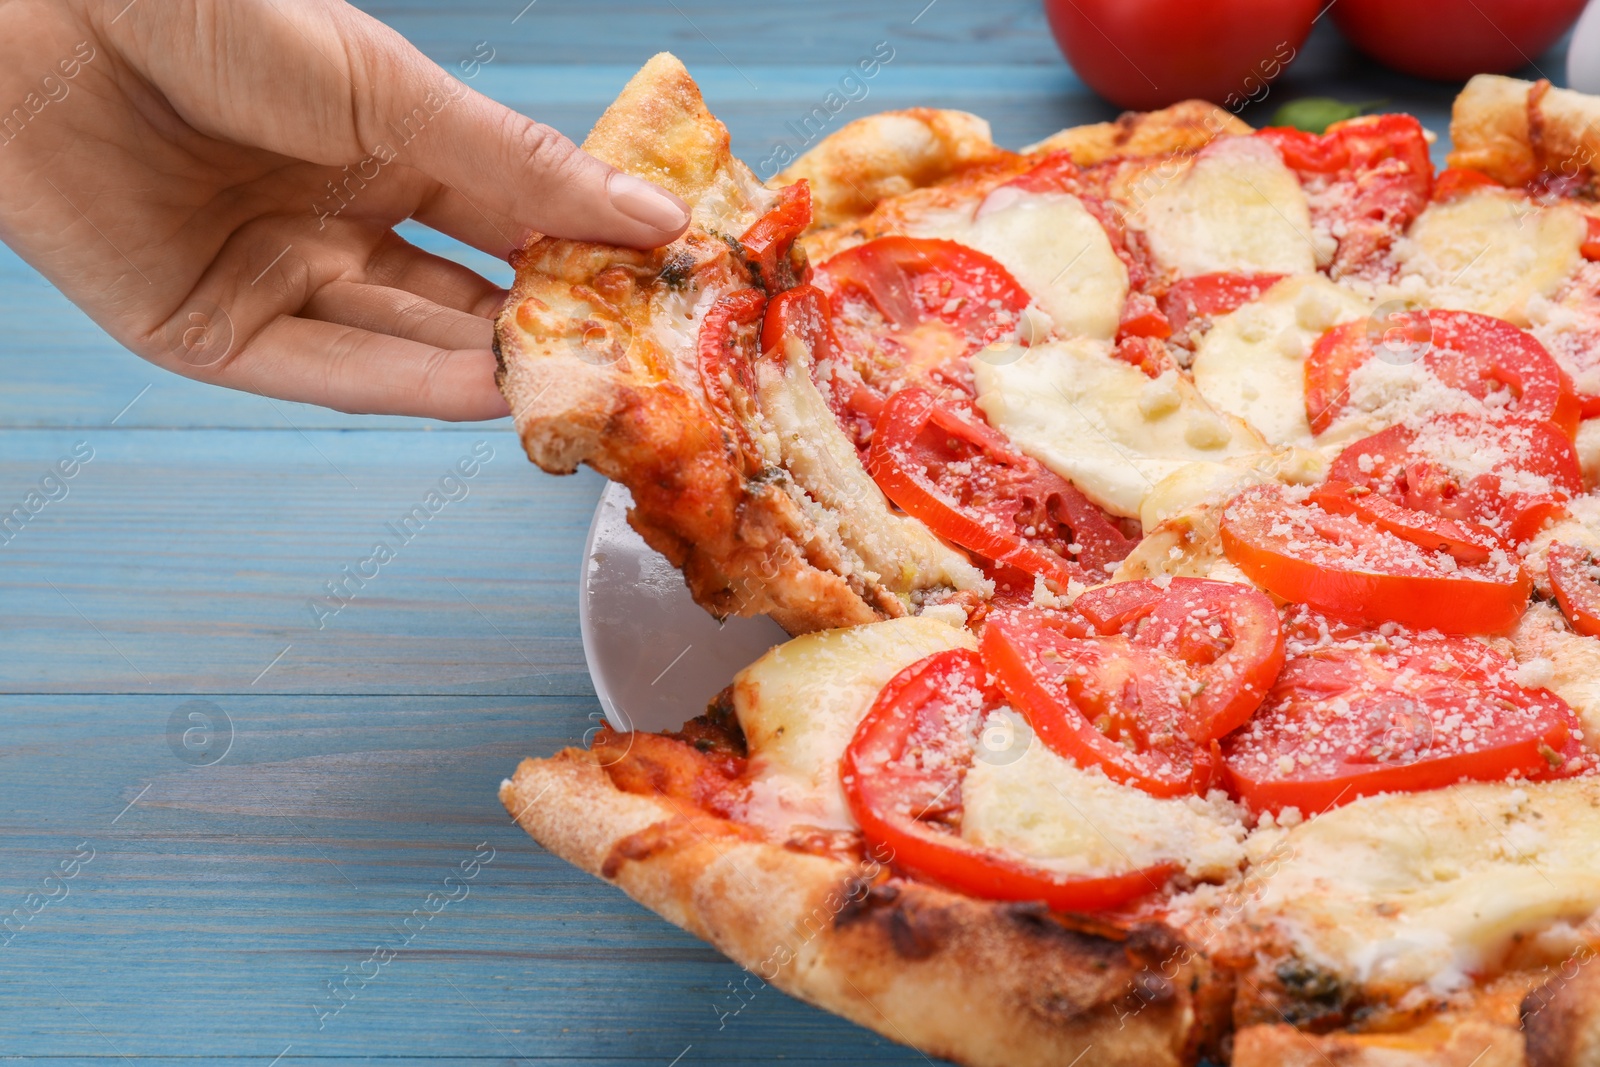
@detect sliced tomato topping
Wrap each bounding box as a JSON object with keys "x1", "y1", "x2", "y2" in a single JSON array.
[
  {"x1": 1424, "y1": 314, "x2": 1583, "y2": 437},
  {"x1": 867, "y1": 387, "x2": 1133, "y2": 586},
  {"x1": 1305, "y1": 309, "x2": 1581, "y2": 438},
  {"x1": 841, "y1": 648, "x2": 1172, "y2": 911},
  {"x1": 1513, "y1": 288, "x2": 1600, "y2": 418},
  {"x1": 761, "y1": 284, "x2": 836, "y2": 363},
  {"x1": 1003, "y1": 151, "x2": 1080, "y2": 195},
  {"x1": 1584, "y1": 216, "x2": 1600, "y2": 262},
  {"x1": 1111, "y1": 335, "x2": 1172, "y2": 378},
  {"x1": 1308, "y1": 481, "x2": 1497, "y2": 564},
  {"x1": 697, "y1": 288, "x2": 768, "y2": 463},
  {"x1": 1326, "y1": 415, "x2": 1581, "y2": 544},
  {"x1": 982, "y1": 611, "x2": 1217, "y2": 798},
  {"x1": 1072, "y1": 578, "x2": 1285, "y2": 742},
  {"x1": 1078, "y1": 191, "x2": 1153, "y2": 293},
  {"x1": 1258, "y1": 114, "x2": 1432, "y2": 277},
  {"x1": 738, "y1": 180, "x2": 812, "y2": 293},
  {"x1": 1224, "y1": 622, "x2": 1585, "y2": 815},
  {"x1": 979, "y1": 581, "x2": 1280, "y2": 797},
  {"x1": 817, "y1": 237, "x2": 1031, "y2": 387},
  {"x1": 1160, "y1": 272, "x2": 1284, "y2": 338},
  {"x1": 1432, "y1": 167, "x2": 1501, "y2": 202},
  {"x1": 1547, "y1": 541, "x2": 1600, "y2": 638},
  {"x1": 1219, "y1": 484, "x2": 1531, "y2": 634},
  {"x1": 760, "y1": 283, "x2": 893, "y2": 452},
  {"x1": 1117, "y1": 290, "x2": 1172, "y2": 341},
  {"x1": 1303, "y1": 312, "x2": 1431, "y2": 434},
  {"x1": 1253, "y1": 126, "x2": 1328, "y2": 174}
]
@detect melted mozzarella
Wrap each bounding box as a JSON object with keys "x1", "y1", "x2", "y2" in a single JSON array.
[
  {"x1": 972, "y1": 338, "x2": 1265, "y2": 519},
  {"x1": 1510, "y1": 604, "x2": 1600, "y2": 748},
  {"x1": 1191, "y1": 275, "x2": 1371, "y2": 449},
  {"x1": 1519, "y1": 496, "x2": 1600, "y2": 595},
  {"x1": 731, "y1": 617, "x2": 976, "y2": 833},
  {"x1": 1113, "y1": 445, "x2": 1323, "y2": 584},
  {"x1": 1113, "y1": 489, "x2": 1308, "y2": 590},
  {"x1": 648, "y1": 282, "x2": 721, "y2": 382},
  {"x1": 757, "y1": 339, "x2": 988, "y2": 598},
  {"x1": 961, "y1": 740, "x2": 1247, "y2": 880},
  {"x1": 1397, "y1": 190, "x2": 1586, "y2": 326},
  {"x1": 1111, "y1": 508, "x2": 1229, "y2": 584},
  {"x1": 918, "y1": 187, "x2": 1128, "y2": 340},
  {"x1": 1130, "y1": 136, "x2": 1318, "y2": 277},
  {"x1": 1578, "y1": 418, "x2": 1600, "y2": 489},
  {"x1": 1244, "y1": 778, "x2": 1600, "y2": 994},
  {"x1": 1137, "y1": 449, "x2": 1325, "y2": 530}
]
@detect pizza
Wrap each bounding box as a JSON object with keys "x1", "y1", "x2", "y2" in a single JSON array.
[{"x1": 493, "y1": 56, "x2": 1600, "y2": 1066}]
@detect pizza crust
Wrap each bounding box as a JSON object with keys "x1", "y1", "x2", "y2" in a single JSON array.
[
  {"x1": 1232, "y1": 1014, "x2": 1526, "y2": 1067},
  {"x1": 1522, "y1": 961, "x2": 1600, "y2": 1067},
  {"x1": 1022, "y1": 100, "x2": 1252, "y2": 164},
  {"x1": 500, "y1": 749, "x2": 1231, "y2": 1067},
  {"x1": 1233, "y1": 965, "x2": 1600, "y2": 1067},
  {"x1": 779, "y1": 99, "x2": 1250, "y2": 257},
  {"x1": 771, "y1": 108, "x2": 1008, "y2": 228},
  {"x1": 1450, "y1": 74, "x2": 1600, "y2": 185}
]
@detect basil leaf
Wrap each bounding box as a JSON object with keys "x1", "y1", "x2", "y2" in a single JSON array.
[{"x1": 1270, "y1": 97, "x2": 1385, "y2": 135}]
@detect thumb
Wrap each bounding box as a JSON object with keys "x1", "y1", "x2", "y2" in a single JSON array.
[{"x1": 372, "y1": 65, "x2": 691, "y2": 253}]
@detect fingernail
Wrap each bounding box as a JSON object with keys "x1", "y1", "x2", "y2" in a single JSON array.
[{"x1": 608, "y1": 172, "x2": 690, "y2": 232}]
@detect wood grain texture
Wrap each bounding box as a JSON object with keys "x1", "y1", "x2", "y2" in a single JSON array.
[
  {"x1": 0, "y1": 696, "x2": 914, "y2": 1063},
  {"x1": 0, "y1": 0, "x2": 1574, "y2": 1063}
]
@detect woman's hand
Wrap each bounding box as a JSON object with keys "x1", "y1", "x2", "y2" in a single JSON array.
[{"x1": 0, "y1": 0, "x2": 690, "y2": 420}]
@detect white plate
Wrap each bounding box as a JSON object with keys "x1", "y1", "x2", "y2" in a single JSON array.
[{"x1": 580, "y1": 481, "x2": 788, "y2": 733}]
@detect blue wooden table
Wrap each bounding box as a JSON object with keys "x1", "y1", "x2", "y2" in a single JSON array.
[{"x1": 0, "y1": 4, "x2": 1571, "y2": 1063}]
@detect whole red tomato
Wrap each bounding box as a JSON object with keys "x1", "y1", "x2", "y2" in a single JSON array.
[
  {"x1": 1332, "y1": 0, "x2": 1586, "y2": 81},
  {"x1": 1043, "y1": 0, "x2": 1320, "y2": 111}
]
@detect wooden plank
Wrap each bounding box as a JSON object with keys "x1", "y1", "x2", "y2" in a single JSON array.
[
  {"x1": 0, "y1": 428, "x2": 614, "y2": 697},
  {"x1": 349, "y1": 0, "x2": 1061, "y2": 68},
  {"x1": 0, "y1": 694, "x2": 932, "y2": 1063}
]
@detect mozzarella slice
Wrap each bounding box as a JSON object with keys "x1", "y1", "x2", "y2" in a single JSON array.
[
  {"x1": 1244, "y1": 778, "x2": 1600, "y2": 994},
  {"x1": 1509, "y1": 603, "x2": 1600, "y2": 748},
  {"x1": 961, "y1": 740, "x2": 1247, "y2": 880},
  {"x1": 1191, "y1": 275, "x2": 1372, "y2": 449},
  {"x1": 1130, "y1": 136, "x2": 1318, "y2": 277},
  {"x1": 911, "y1": 187, "x2": 1127, "y2": 340},
  {"x1": 972, "y1": 338, "x2": 1266, "y2": 520},
  {"x1": 1518, "y1": 495, "x2": 1600, "y2": 595},
  {"x1": 1529, "y1": 288, "x2": 1600, "y2": 399},
  {"x1": 1112, "y1": 508, "x2": 1230, "y2": 584},
  {"x1": 648, "y1": 281, "x2": 720, "y2": 381},
  {"x1": 1137, "y1": 448, "x2": 1327, "y2": 533},
  {"x1": 1111, "y1": 450, "x2": 1322, "y2": 587},
  {"x1": 730, "y1": 616, "x2": 976, "y2": 833},
  {"x1": 757, "y1": 339, "x2": 989, "y2": 599},
  {"x1": 1397, "y1": 189, "x2": 1586, "y2": 326},
  {"x1": 1578, "y1": 418, "x2": 1600, "y2": 488}
]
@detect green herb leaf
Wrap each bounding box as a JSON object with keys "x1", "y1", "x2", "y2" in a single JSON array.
[{"x1": 1270, "y1": 97, "x2": 1385, "y2": 135}]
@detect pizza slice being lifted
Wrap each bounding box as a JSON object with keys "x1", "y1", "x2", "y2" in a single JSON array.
[
  {"x1": 495, "y1": 53, "x2": 993, "y2": 634},
  {"x1": 497, "y1": 59, "x2": 1600, "y2": 1067}
]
